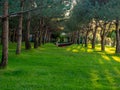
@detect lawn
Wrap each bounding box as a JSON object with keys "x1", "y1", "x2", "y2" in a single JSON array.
[{"x1": 0, "y1": 43, "x2": 120, "y2": 90}]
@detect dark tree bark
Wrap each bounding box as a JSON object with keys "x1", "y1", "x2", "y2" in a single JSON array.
[
  {"x1": 0, "y1": 1, "x2": 9, "y2": 68},
  {"x1": 77, "y1": 30, "x2": 80, "y2": 44},
  {"x1": 67, "y1": 33, "x2": 72, "y2": 42},
  {"x1": 100, "y1": 21, "x2": 112, "y2": 51},
  {"x1": 101, "y1": 35, "x2": 105, "y2": 51},
  {"x1": 33, "y1": 23, "x2": 39, "y2": 48},
  {"x1": 16, "y1": 0, "x2": 24, "y2": 54},
  {"x1": 71, "y1": 32, "x2": 74, "y2": 43},
  {"x1": 72, "y1": 31, "x2": 78, "y2": 44},
  {"x1": 9, "y1": 29, "x2": 12, "y2": 42},
  {"x1": 100, "y1": 23, "x2": 106, "y2": 51},
  {"x1": 46, "y1": 30, "x2": 49, "y2": 43},
  {"x1": 85, "y1": 30, "x2": 89, "y2": 47},
  {"x1": 38, "y1": 30, "x2": 43, "y2": 46},
  {"x1": 38, "y1": 18, "x2": 44, "y2": 46},
  {"x1": 1, "y1": 19, "x2": 3, "y2": 44},
  {"x1": 81, "y1": 32, "x2": 85, "y2": 46},
  {"x1": 11, "y1": 28, "x2": 16, "y2": 42},
  {"x1": 92, "y1": 21, "x2": 98, "y2": 49},
  {"x1": 115, "y1": 18, "x2": 120, "y2": 53},
  {"x1": 43, "y1": 28, "x2": 48, "y2": 44},
  {"x1": 48, "y1": 32, "x2": 51, "y2": 42},
  {"x1": 25, "y1": 12, "x2": 31, "y2": 49},
  {"x1": 34, "y1": 31, "x2": 39, "y2": 48}
]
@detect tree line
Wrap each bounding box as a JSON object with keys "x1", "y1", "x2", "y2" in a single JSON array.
[
  {"x1": 0, "y1": 0, "x2": 71, "y2": 68},
  {"x1": 0, "y1": 0, "x2": 120, "y2": 69},
  {"x1": 65, "y1": 0, "x2": 120, "y2": 53}
]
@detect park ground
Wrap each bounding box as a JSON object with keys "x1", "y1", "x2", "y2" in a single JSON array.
[{"x1": 0, "y1": 43, "x2": 120, "y2": 90}]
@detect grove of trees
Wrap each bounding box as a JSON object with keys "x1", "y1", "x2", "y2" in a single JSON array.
[{"x1": 0, "y1": 0, "x2": 120, "y2": 69}]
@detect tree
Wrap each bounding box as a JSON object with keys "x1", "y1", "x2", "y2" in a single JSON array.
[
  {"x1": 0, "y1": 0, "x2": 9, "y2": 68},
  {"x1": 25, "y1": 12, "x2": 31, "y2": 49},
  {"x1": 97, "y1": 0, "x2": 120, "y2": 53},
  {"x1": 99, "y1": 21, "x2": 112, "y2": 51},
  {"x1": 16, "y1": 0, "x2": 24, "y2": 54}
]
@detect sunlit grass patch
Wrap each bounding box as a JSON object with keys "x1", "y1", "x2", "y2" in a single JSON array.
[
  {"x1": 66, "y1": 48, "x2": 71, "y2": 51},
  {"x1": 72, "y1": 49, "x2": 79, "y2": 53},
  {"x1": 77, "y1": 46, "x2": 81, "y2": 49},
  {"x1": 95, "y1": 46, "x2": 101, "y2": 51},
  {"x1": 105, "y1": 47, "x2": 115, "y2": 54},
  {"x1": 101, "y1": 55, "x2": 110, "y2": 61},
  {"x1": 112, "y1": 56, "x2": 120, "y2": 62}
]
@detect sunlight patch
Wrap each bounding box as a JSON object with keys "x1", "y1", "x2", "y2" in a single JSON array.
[
  {"x1": 77, "y1": 46, "x2": 81, "y2": 49},
  {"x1": 87, "y1": 49, "x2": 93, "y2": 53},
  {"x1": 66, "y1": 48, "x2": 71, "y2": 51},
  {"x1": 95, "y1": 47, "x2": 101, "y2": 51},
  {"x1": 72, "y1": 49, "x2": 79, "y2": 53},
  {"x1": 112, "y1": 56, "x2": 120, "y2": 62},
  {"x1": 106, "y1": 48, "x2": 115, "y2": 54},
  {"x1": 101, "y1": 55, "x2": 110, "y2": 61}
]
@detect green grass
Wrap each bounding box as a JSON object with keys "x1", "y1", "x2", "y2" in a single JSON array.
[{"x1": 0, "y1": 43, "x2": 120, "y2": 90}]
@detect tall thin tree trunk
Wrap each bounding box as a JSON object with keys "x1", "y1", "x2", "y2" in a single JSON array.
[
  {"x1": 9, "y1": 29, "x2": 11, "y2": 42},
  {"x1": 100, "y1": 25, "x2": 106, "y2": 51},
  {"x1": 71, "y1": 32, "x2": 74, "y2": 43},
  {"x1": 25, "y1": 12, "x2": 31, "y2": 49},
  {"x1": 115, "y1": 18, "x2": 120, "y2": 53},
  {"x1": 38, "y1": 19, "x2": 43, "y2": 46},
  {"x1": 74, "y1": 31, "x2": 78, "y2": 44},
  {"x1": 85, "y1": 31, "x2": 89, "y2": 47},
  {"x1": 101, "y1": 36, "x2": 105, "y2": 51},
  {"x1": 43, "y1": 29, "x2": 48, "y2": 44},
  {"x1": 77, "y1": 30, "x2": 80, "y2": 44},
  {"x1": 38, "y1": 30, "x2": 43, "y2": 46},
  {"x1": 46, "y1": 31, "x2": 50, "y2": 43},
  {"x1": 48, "y1": 32, "x2": 51, "y2": 42},
  {"x1": 92, "y1": 22, "x2": 98, "y2": 49},
  {"x1": 1, "y1": 19, "x2": 3, "y2": 44},
  {"x1": 33, "y1": 24, "x2": 39, "y2": 48},
  {"x1": 12, "y1": 29, "x2": 16, "y2": 42},
  {"x1": 34, "y1": 31, "x2": 39, "y2": 48},
  {"x1": 16, "y1": 0, "x2": 24, "y2": 54},
  {"x1": 0, "y1": 1, "x2": 9, "y2": 68}
]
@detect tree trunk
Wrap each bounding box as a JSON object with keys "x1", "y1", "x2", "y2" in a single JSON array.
[
  {"x1": 43, "y1": 29, "x2": 48, "y2": 44},
  {"x1": 100, "y1": 25, "x2": 106, "y2": 51},
  {"x1": 77, "y1": 31, "x2": 80, "y2": 44},
  {"x1": 72, "y1": 31, "x2": 77, "y2": 44},
  {"x1": 11, "y1": 29, "x2": 16, "y2": 42},
  {"x1": 9, "y1": 29, "x2": 11, "y2": 42},
  {"x1": 0, "y1": 1, "x2": 9, "y2": 68},
  {"x1": 38, "y1": 19, "x2": 43, "y2": 46},
  {"x1": 85, "y1": 31, "x2": 89, "y2": 47},
  {"x1": 38, "y1": 30, "x2": 43, "y2": 46},
  {"x1": 1, "y1": 19, "x2": 3, "y2": 44},
  {"x1": 16, "y1": 0, "x2": 24, "y2": 54},
  {"x1": 48, "y1": 32, "x2": 51, "y2": 42},
  {"x1": 101, "y1": 36, "x2": 105, "y2": 51},
  {"x1": 92, "y1": 22, "x2": 98, "y2": 49},
  {"x1": 115, "y1": 18, "x2": 120, "y2": 53},
  {"x1": 25, "y1": 12, "x2": 31, "y2": 49},
  {"x1": 34, "y1": 31, "x2": 39, "y2": 48}
]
